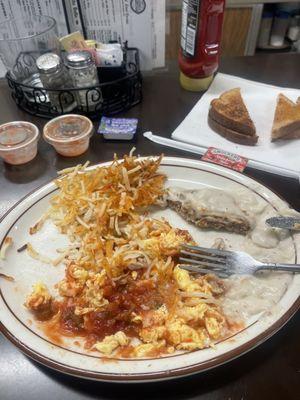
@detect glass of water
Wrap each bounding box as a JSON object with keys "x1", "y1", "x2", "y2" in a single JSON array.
[{"x1": 0, "y1": 15, "x2": 60, "y2": 80}]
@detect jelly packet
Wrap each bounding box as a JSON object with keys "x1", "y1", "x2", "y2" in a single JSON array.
[
  {"x1": 60, "y1": 31, "x2": 86, "y2": 51},
  {"x1": 202, "y1": 147, "x2": 248, "y2": 172},
  {"x1": 98, "y1": 117, "x2": 137, "y2": 140},
  {"x1": 96, "y1": 43, "x2": 124, "y2": 67}
]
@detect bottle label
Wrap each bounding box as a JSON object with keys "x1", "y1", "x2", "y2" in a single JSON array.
[{"x1": 181, "y1": 0, "x2": 200, "y2": 57}]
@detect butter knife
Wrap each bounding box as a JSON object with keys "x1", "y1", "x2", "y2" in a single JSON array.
[{"x1": 266, "y1": 216, "x2": 300, "y2": 230}]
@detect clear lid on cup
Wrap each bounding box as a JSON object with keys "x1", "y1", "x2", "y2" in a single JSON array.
[
  {"x1": 0, "y1": 121, "x2": 39, "y2": 151},
  {"x1": 43, "y1": 114, "x2": 93, "y2": 143}
]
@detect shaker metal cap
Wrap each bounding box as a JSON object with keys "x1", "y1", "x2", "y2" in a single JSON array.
[
  {"x1": 36, "y1": 53, "x2": 61, "y2": 74},
  {"x1": 66, "y1": 51, "x2": 93, "y2": 68}
]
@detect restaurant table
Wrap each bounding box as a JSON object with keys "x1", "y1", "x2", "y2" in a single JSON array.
[{"x1": 1, "y1": 53, "x2": 300, "y2": 400}]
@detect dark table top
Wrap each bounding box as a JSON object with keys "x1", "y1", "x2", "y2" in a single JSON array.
[{"x1": 1, "y1": 53, "x2": 300, "y2": 400}]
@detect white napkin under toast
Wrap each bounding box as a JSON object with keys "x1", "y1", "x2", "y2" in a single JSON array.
[{"x1": 172, "y1": 73, "x2": 300, "y2": 177}]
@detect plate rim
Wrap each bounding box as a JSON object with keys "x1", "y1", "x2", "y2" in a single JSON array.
[{"x1": 0, "y1": 156, "x2": 299, "y2": 382}]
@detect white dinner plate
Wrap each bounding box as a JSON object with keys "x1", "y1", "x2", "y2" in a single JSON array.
[{"x1": 0, "y1": 157, "x2": 300, "y2": 382}]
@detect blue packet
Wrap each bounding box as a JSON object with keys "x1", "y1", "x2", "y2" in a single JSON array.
[{"x1": 98, "y1": 117, "x2": 138, "y2": 140}]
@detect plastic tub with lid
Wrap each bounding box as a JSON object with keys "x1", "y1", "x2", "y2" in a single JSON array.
[
  {"x1": 0, "y1": 121, "x2": 39, "y2": 165},
  {"x1": 43, "y1": 114, "x2": 93, "y2": 157}
]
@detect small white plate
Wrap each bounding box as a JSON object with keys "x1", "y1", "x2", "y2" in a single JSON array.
[{"x1": 0, "y1": 157, "x2": 299, "y2": 382}]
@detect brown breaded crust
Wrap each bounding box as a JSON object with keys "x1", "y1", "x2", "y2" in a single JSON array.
[
  {"x1": 208, "y1": 114, "x2": 258, "y2": 146},
  {"x1": 168, "y1": 200, "x2": 251, "y2": 235}
]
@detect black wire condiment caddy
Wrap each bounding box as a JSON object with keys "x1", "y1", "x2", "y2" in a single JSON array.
[{"x1": 6, "y1": 45, "x2": 142, "y2": 120}]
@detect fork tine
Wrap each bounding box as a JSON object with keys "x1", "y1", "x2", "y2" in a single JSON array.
[
  {"x1": 180, "y1": 250, "x2": 225, "y2": 263},
  {"x1": 181, "y1": 244, "x2": 231, "y2": 257},
  {"x1": 178, "y1": 257, "x2": 226, "y2": 269},
  {"x1": 178, "y1": 264, "x2": 230, "y2": 278}
]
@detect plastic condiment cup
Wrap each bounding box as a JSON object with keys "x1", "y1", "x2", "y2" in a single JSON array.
[
  {"x1": 0, "y1": 121, "x2": 39, "y2": 165},
  {"x1": 43, "y1": 115, "x2": 93, "y2": 157}
]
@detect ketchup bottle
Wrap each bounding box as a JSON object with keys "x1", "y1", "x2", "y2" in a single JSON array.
[{"x1": 179, "y1": 0, "x2": 225, "y2": 91}]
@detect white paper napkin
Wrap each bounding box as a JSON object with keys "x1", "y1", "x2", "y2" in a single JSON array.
[{"x1": 172, "y1": 73, "x2": 300, "y2": 177}]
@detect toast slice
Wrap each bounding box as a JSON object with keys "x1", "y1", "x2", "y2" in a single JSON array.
[
  {"x1": 271, "y1": 94, "x2": 300, "y2": 141},
  {"x1": 209, "y1": 88, "x2": 257, "y2": 141},
  {"x1": 208, "y1": 115, "x2": 258, "y2": 145}
]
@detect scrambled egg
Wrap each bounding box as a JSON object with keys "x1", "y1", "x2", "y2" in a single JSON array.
[
  {"x1": 25, "y1": 155, "x2": 230, "y2": 359},
  {"x1": 26, "y1": 266, "x2": 227, "y2": 358},
  {"x1": 173, "y1": 266, "x2": 202, "y2": 292},
  {"x1": 142, "y1": 229, "x2": 189, "y2": 258},
  {"x1": 173, "y1": 266, "x2": 214, "y2": 294},
  {"x1": 166, "y1": 319, "x2": 210, "y2": 351},
  {"x1": 205, "y1": 317, "x2": 221, "y2": 339},
  {"x1": 140, "y1": 326, "x2": 166, "y2": 343},
  {"x1": 178, "y1": 303, "x2": 209, "y2": 322},
  {"x1": 59, "y1": 268, "x2": 109, "y2": 315},
  {"x1": 133, "y1": 341, "x2": 166, "y2": 357},
  {"x1": 94, "y1": 331, "x2": 129, "y2": 355},
  {"x1": 141, "y1": 305, "x2": 168, "y2": 328},
  {"x1": 25, "y1": 283, "x2": 52, "y2": 312}
]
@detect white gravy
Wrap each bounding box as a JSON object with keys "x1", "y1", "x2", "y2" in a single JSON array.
[
  {"x1": 163, "y1": 186, "x2": 299, "y2": 323},
  {"x1": 166, "y1": 187, "x2": 246, "y2": 218},
  {"x1": 222, "y1": 272, "x2": 292, "y2": 322}
]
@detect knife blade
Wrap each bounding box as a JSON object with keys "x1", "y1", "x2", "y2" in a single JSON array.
[{"x1": 266, "y1": 216, "x2": 300, "y2": 230}]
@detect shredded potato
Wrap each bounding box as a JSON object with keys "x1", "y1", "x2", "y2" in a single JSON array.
[
  {"x1": 29, "y1": 214, "x2": 48, "y2": 235},
  {"x1": 0, "y1": 237, "x2": 13, "y2": 260},
  {"x1": 0, "y1": 273, "x2": 14, "y2": 282},
  {"x1": 25, "y1": 154, "x2": 233, "y2": 358},
  {"x1": 26, "y1": 243, "x2": 53, "y2": 264}
]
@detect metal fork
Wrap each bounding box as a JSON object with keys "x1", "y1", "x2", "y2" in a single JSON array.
[{"x1": 179, "y1": 244, "x2": 300, "y2": 277}]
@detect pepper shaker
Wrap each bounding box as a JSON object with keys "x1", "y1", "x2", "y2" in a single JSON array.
[{"x1": 66, "y1": 51, "x2": 102, "y2": 112}]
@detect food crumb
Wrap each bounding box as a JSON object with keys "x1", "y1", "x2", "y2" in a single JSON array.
[
  {"x1": 0, "y1": 236, "x2": 13, "y2": 259},
  {"x1": 17, "y1": 244, "x2": 28, "y2": 253},
  {"x1": 0, "y1": 273, "x2": 15, "y2": 282}
]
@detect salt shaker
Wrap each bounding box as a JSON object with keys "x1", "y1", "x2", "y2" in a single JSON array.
[
  {"x1": 36, "y1": 53, "x2": 76, "y2": 112},
  {"x1": 66, "y1": 51, "x2": 102, "y2": 111}
]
